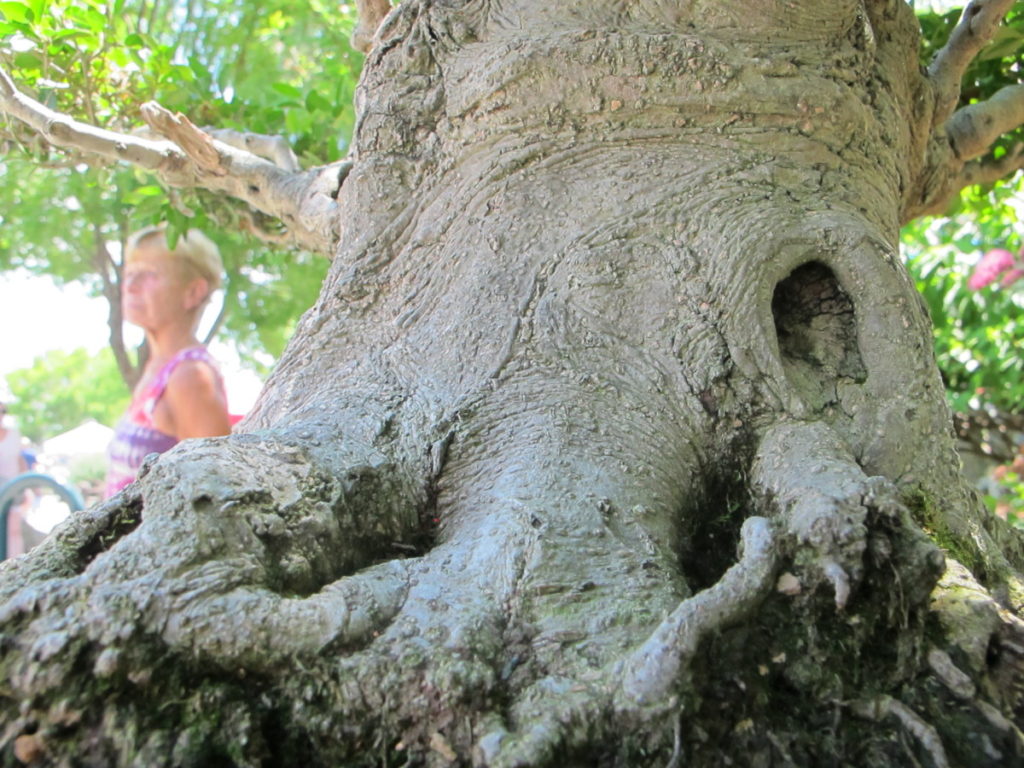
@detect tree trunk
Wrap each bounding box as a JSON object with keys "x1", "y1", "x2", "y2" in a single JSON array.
[{"x1": 3, "y1": 2, "x2": 1024, "y2": 766}]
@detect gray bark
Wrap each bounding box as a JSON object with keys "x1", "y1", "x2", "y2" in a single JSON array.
[{"x1": 3, "y1": 2, "x2": 1024, "y2": 767}]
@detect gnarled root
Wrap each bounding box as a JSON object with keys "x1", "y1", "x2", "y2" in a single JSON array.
[
  {"x1": 620, "y1": 516, "x2": 777, "y2": 704},
  {"x1": 0, "y1": 429, "x2": 435, "y2": 763},
  {"x1": 751, "y1": 421, "x2": 930, "y2": 610},
  {"x1": 478, "y1": 518, "x2": 778, "y2": 767}
]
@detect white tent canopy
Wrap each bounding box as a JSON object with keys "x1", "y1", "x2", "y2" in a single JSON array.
[{"x1": 42, "y1": 420, "x2": 113, "y2": 457}]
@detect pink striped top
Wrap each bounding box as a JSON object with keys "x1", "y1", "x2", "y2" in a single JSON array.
[{"x1": 104, "y1": 347, "x2": 225, "y2": 498}]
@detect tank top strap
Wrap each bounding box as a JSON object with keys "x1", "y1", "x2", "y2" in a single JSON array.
[{"x1": 143, "y1": 347, "x2": 222, "y2": 416}]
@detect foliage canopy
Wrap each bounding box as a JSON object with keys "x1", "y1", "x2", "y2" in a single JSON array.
[{"x1": 0, "y1": 0, "x2": 363, "y2": 378}]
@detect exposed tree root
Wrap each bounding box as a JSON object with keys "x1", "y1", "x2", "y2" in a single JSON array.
[
  {"x1": 852, "y1": 696, "x2": 950, "y2": 768},
  {"x1": 751, "y1": 421, "x2": 911, "y2": 609},
  {"x1": 620, "y1": 516, "x2": 777, "y2": 704}
]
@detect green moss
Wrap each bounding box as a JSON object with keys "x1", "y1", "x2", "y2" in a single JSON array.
[{"x1": 904, "y1": 489, "x2": 982, "y2": 574}]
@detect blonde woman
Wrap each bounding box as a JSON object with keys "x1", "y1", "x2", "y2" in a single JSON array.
[{"x1": 105, "y1": 226, "x2": 231, "y2": 498}]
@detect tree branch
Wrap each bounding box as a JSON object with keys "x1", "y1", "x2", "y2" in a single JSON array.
[
  {"x1": 957, "y1": 142, "x2": 1024, "y2": 185},
  {"x1": 139, "y1": 101, "x2": 223, "y2": 173},
  {"x1": 0, "y1": 66, "x2": 345, "y2": 257},
  {"x1": 200, "y1": 290, "x2": 228, "y2": 347},
  {"x1": 236, "y1": 208, "x2": 295, "y2": 245},
  {"x1": 91, "y1": 224, "x2": 139, "y2": 388},
  {"x1": 352, "y1": 0, "x2": 392, "y2": 53},
  {"x1": 910, "y1": 143, "x2": 1024, "y2": 219},
  {"x1": 947, "y1": 83, "x2": 1024, "y2": 161},
  {"x1": 927, "y1": 0, "x2": 1017, "y2": 125},
  {"x1": 203, "y1": 127, "x2": 300, "y2": 172}
]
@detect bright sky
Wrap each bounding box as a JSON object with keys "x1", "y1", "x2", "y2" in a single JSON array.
[{"x1": 0, "y1": 270, "x2": 265, "y2": 413}]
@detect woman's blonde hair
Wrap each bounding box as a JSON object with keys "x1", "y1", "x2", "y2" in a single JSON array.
[{"x1": 126, "y1": 224, "x2": 223, "y2": 293}]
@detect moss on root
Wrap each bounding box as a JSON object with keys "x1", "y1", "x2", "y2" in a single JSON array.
[{"x1": 905, "y1": 490, "x2": 983, "y2": 576}]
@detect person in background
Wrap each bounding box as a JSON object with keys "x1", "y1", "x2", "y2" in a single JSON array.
[
  {"x1": 0, "y1": 402, "x2": 26, "y2": 484},
  {"x1": 104, "y1": 225, "x2": 231, "y2": 498},
  {"x1": 0, "y1": 402, "x2": 29, "y2": 556}
]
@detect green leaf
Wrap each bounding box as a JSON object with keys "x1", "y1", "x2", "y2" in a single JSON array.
[
  {"x1": 13, "y1": 49, "x2": 41, "y2": 69},
  {"x1": 978, "y1": 26, "x2": 1024, "y2": 61},
  {"x1": 121, "y1": 185, "x2": 164, "y2": 204},
  {"x1": 271, "y1": 82, "x2": 303, "y2": 102},
  {"x1": 130, "y1": 193, "x2": 166, "y2": 221},
  {"x1": 284, "y1": 108, "x2": 313, "y2": 135},
  {"x1": 0, "y1": 1, "x2": 31, "y2": 23},
  {"x1": 65, "y1": 5, "x2": 106, "y2": 34},
  {"x1": 305, "y1": 88, "x2": 332, "y2": 113}
]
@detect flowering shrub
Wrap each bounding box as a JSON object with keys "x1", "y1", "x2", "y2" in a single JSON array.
[
  {"x1": 986, "y1": 459, "x2": 1024, "y2": 529},
  {"x1": 968, "y1": 247, "x2": 1024, "y2": 290}
]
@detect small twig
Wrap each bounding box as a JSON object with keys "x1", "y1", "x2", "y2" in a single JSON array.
[
  {"x1": 665, "y1": 715, "x2": 683, "y2": 768},
  {"x1": 928, "y1": 0, "x2": 1017, "y2": 125},
  {"x1": 201, "y1": 291, "x2": 228, "y2": 347},
  {"x1": 203, "y1": 128, "x2": 300, "y2": 172},
  {"x1": 79, "y1": 53, "x2": 99, "y2": 126},
  {"x1": 852, "y1": 696, "x2": 950, "y2": 768}
]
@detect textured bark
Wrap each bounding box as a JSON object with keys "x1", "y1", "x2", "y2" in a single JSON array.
[{"x1": 3, "y1": 2, "x2": 1024, "y2": 767}]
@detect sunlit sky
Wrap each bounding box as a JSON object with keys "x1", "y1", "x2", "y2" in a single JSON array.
[{"x1": 0, "y1": 274, "x2": 108, "y2": 374}]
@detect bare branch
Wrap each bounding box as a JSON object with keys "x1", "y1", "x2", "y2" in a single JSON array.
[
  {"x1": 0, "y1": 65, "x2": 344, "y2": 256},
  {"x1": 91, "y1": 226, "x2": 139, "y2": 388},
  {"x1": 200, "y1": 292, "x2": 228, "y2": 347},
  {"x1": 947, "y1": 83, "x2": 1024, "y2": 161},
  {"x1": 140, "y1": 101, "x2": 223, "y2": 174},
  {"x1": 128, "y1": 122, "x2": 300, "y2": 173},
  {"x1": 0, "y1": 65, "x2": 175, "y2": 170},
  {"x1": 236, "y1": 208, "x2": 295, "y2": 245},
  {"x1": 961, "y1": 143, "x2": 1024, "y2": 184},
  {"x1": 910, "y1": 144, "x2": 1024, "y2": 219},
  {"x1": 928, "y1": 0, "x2": 1017, "y2": 125},
  {"x1": 203, "y1": 128, "x2": 300, "y2": 172},
  {"x1": 352, "y1": 0, "x2": 392, "y2": 54},
  {"x1": 905, "y1": 80, "x2": 1024, "y2": 221}
]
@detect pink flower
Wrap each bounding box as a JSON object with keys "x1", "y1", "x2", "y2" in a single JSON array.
[
  {"x1": 1002, "y1": 267, "x2": 1024, "y2": 287},
  {"x1": 968, "y1": 248, "x2": 1016, "y2": 290}
]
